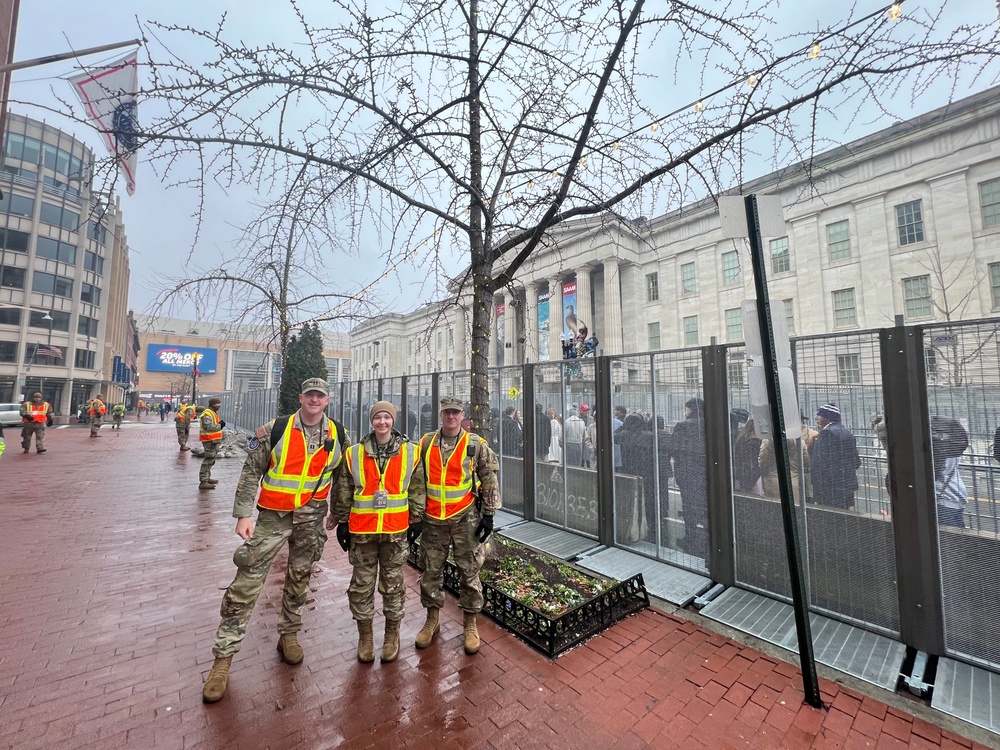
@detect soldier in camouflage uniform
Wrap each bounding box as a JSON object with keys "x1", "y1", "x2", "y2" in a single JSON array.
[
  {"x1": 416, "y1": 395, "x2": 501, "y2": 656},
  {"x1": 329, "y1": 401, "x2": 425, "y2": 664},
  {"x1": 175, "y1": 401, "x2": 195, "y2": 451},
  {"x1": 202, "y1": 378, "x2": 350, "y2": 704},
  {"x1": 88, "y1": 395, "x2": 106, "y2": 437},
  {"x1": 198, "y1": 398, "x2": 225, "y2": 490}
]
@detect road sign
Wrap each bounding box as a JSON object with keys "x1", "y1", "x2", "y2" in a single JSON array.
[{"x1": 507, "y1": 387, "x2": 520, "y2": 400}]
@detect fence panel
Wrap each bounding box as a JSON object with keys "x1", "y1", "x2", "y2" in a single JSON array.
[{"x1": 491, "y1": 365, "x2": 525, "y2": 515}]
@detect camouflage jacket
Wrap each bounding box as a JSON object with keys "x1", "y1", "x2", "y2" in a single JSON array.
[
  {"x1": 332, "y1": 429, "x2": 426, "y2": 525},
  {"x1": 419, "y1": 429, "x2": 501, "y2": 518}
]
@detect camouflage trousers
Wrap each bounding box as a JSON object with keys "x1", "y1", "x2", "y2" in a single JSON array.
[
  {"x1": 175, "y1": 420, "x2": 190, "y2": 448},
  {"x1": 112, "y1": 415, "x2": 123, "y2": 428},
  {"x1": 200, "y1": 439, "x2": 219, "y2": 481},
  {"x1": 89, "y1": 414, "x2": 102, "y2": 436},
  {"x1": 420, "y1": 506, "x2": 486, "y2": 613},
  {"x1": 21, "y1": 423, "x2": 45, "y2": 451},
  {"x1": 347, "y1": 532, "x2": 408, "y2": 622},
  {"x1": 212, "y1": 500, "x2": 328, "y2": 658}
]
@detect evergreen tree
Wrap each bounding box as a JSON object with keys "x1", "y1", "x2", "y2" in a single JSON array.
[{"x1": 278, "y1": 324, "x2": 329, "y2": 415}]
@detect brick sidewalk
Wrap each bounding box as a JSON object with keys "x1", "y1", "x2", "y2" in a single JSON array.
[{"x1": 0, "y1": 422, "x2": 994, "y2": 749}]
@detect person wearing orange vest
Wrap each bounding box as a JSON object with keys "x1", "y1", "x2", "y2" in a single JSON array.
[
  {"x1": 198, "y1": 398, "x2": 226, "y2": 489},
  {"x1": 328, "y1": 400, "x2": 425, "y2": 664},
  {"x1": 415, "y1": 395, "x2": 501, "y2": 656},
  {"x1": 20, "y1": 392, "x2": 51, "y2": 454},
  {"x1": 202, "y1": 377, "x2": 350, "y2": 704},
  {"x1": 88, "y1": 394, "x2": 106, "y2": 437},
  {"x1": 175, "y1": 401, "x2": 196, "y2": 451}
]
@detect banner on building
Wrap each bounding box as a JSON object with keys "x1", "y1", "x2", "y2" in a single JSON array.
[
  {"x1": 562, "y1": 280, "x2": 578, "y2": 340},
  {"x1": 146, "y1": 345, "x2": 218, "y2": 374},
  {"x1": 68, "y1": 51, "x2": 140, "y2": 195},
  {"x1": 537, "y1": 292, "x2": 550, "y2": 361},
  {"x1": 495, "y1": 303, "x2": 506, "y2": 366}
]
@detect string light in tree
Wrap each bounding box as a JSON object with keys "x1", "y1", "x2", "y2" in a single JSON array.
[
  {"x1": 694, "y1": 101, "x2": 705, "y2": 114},
  {"x1": 809, "y1": 43, "x2": 821, "y2": 59},
  {"x1": 747, "y1": 74, "x2": 759, "y2": 88},
  {"x1": 887, "y1": 3, "x2": 902, "y2": 20}
]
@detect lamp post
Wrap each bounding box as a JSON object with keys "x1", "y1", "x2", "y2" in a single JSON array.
[
  {"x1": 40, "y1": 311, "x2": 53, "y2": 400},
  {"x1": 191, "y1": 352, "x2": 200, "y2": 404}
]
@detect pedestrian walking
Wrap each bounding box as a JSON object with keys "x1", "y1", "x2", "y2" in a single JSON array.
[
  {"x1": 111, "y1": 403, "x2": 126, "y2": 429},
  {"x1": 329, "y1": 401, "x2": 425, "y2": 664},
  {"x1": 175, "y1": 401, "x2": 196, "y2": 451},
  {"x1": 811, "y1": 402, "x2": 860, "y2": 509},
  {"x1": 20, "y1": 392, "x2": 51, "y2": 453},
  {"x1": 199, "y1": 398, "x2": 225, "y2": 490},
  {"x1": 415, "y1": 396, "x2": 501, "y2": 656},
  {"x1": 201, "y1": 378, "x2": 350, "y2": 704},
  {"x1": 88, "y1": 395, "x2": 106, "y2": 437}
]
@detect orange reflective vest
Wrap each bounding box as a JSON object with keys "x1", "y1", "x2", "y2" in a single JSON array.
[
  {"x1": 89, "y1": 399, "x2": 106, "y2": 415},
  {"x1": 345, "y1": 441, "x2": 418, "y2": 534},
  {"x1": 257, "y1": 416, "x2": 343, "y2": 511},
  {"x1": 23, "y1": 402, "x2": 49, "y2": 423},
  {"x1": 175, "y1": 404, "x2": 195, "y2": 423},
  {"x1": 199, "y1": 408, "x2": 223, "y2": 442},
  {"x1": 421, "y1": 431, "x2": 476, "y2": 520}
]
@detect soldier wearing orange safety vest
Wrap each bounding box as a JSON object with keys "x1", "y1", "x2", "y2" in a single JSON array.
[
  {"x1": 329, "y1": 400, "x2": 426, "y2": 664},
  {"x1": 414, "y1": 395, "x2": 501, "y2": 656},
  {"x1": 175, "y1": 401, "x2": 197, "y2": 451},
  {"x1": 20, "y1": 392, "x2": 51, "y2": 453},
  {"x1": 202, "y1": 378, "x2": 350, "y2": 704},
  {"x1": 88, "y1": 395, "x2": 106, "y2": 437},
  {"x1": 198, "y1": 397, "x2": 225, "y2": 490}
]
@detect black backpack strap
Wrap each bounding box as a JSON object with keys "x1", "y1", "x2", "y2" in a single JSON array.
[{"x1": 270, "y1": 415, "x2": 291, "y2": 449}]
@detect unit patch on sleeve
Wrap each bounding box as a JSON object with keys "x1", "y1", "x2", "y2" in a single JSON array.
[{"x1": 247, "y1": 436, "x2": 261, "y2": 451}]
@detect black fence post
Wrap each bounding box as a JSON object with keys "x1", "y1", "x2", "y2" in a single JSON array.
[
  {"x1": 595, "y1": 355, "x2": 615, "y2": 547},
  {"x1": 881, "y1": 324, "x2": 946, "y2": 654},
  {"x1": 399, "y1": 375, "x2": 409, "y2": 436},
  {"x1": 430, "y1": 373, "x2": 440, "y2": 432},
  {"x1": 702, "y1": 343, "x2": 736, "y2": 587},
  {"x1": 523, "y1": 363, "x2": 537, "y2": 523}
]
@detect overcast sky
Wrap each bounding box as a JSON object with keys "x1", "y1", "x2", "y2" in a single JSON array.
[{"x1": 8, "y1": 0, "x2": 997, "y2": 328}]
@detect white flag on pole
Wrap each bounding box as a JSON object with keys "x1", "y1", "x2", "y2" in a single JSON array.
[{"x1": 68, "y1": 52, "x2": 140, "y2": 195}]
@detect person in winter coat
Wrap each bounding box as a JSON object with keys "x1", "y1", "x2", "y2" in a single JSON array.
[
  {"x1": 616, "y1": 413, "x2": 658, "y2": 542},
  {"x1": 534, "y1": 403, "x2": 552, "y2": 461},
  {"x1": 668, "y1": 398, "x2": 708, "y2": 556},
  {"x1": 732, "y1": 418, "x2": 762, "y2": 494}
]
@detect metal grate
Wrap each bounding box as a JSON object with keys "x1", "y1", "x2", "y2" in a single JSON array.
[
  {"x1": 578, "y1": 547, "x2": 712, "y2": 606},
  {"x1": 501, "y1": 521, "x2": 600, "y2": 560},
  {"x1": 932, "y1": 657, "x2": 1000, "y2": 734}
]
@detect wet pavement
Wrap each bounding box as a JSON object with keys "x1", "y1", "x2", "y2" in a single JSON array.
[{"x1": 0, "y1": 421, "x2": 996, "y2": 749}]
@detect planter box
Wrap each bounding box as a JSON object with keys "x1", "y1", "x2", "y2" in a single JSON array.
[{"x1": 408, "y1": 536, "x2": 649, "y2": 658}]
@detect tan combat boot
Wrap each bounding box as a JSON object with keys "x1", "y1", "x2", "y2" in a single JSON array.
[
  {"x1": 463, "y1": 612, "x2": 481, "y2": 655},
  {"x1": 357, "y1": 620, "x2": 375, "y2": 663},
  {"x1": 199, "y1": 481, "x2": 216, "y2": 490},
  {"x1": 381, "y1": 620, "x2": 402, "y2": 663},
  {"x1": 414, "y1": 608, "x2": 439, "y2": 649},
  {"x1": 207, "y1": 479, "x2": 219, "y2": 485},
  {"x1": 202, "y1": 656, "x2": 233, "y2": 703},
  {"x1": 277, "y1": 633, "x2": 304, "y2": 665}
]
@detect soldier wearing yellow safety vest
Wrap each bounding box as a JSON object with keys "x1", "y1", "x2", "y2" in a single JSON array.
[
  {"x1": 198, "y1": 397, "x2": 225, "y2": 490},
  {"x1": 415, "y1": 395, "x2": 501, "y2": 656},
  {"x1": 329, "y1": 401, "x2": 426, "y2": 664},
  {"x1": 175, "y1": 401, "x2": 196, "y2": 451},
  {"x1": 202, "y1": 378, "x2": 349, "y2": 704}
]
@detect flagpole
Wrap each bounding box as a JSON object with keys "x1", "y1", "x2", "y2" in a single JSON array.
[{"x1": 0, "y1": 39, "x2": 143, "y2": 74}]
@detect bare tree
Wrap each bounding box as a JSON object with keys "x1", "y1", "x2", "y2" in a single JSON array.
[{"x1": 35, "y1": 0, "x2": 1000, "y2": 428}]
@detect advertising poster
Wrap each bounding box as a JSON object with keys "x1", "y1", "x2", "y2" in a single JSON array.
[
  {"x1": 537, "y1": 291, "x2": 550, "y2": 361},
  {"x1": 562, "y1": 280, "x2": 578, "y2": 340},
  {"x1": 145, "y1": 344, "x2": 218, "y2": 374},
  {"x1": 495, "y1": 303, "x2": 505, "y2": 366}
]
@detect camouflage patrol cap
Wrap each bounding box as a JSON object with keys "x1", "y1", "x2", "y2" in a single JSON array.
[
  {"x1": 440, "y1": 395, "x2": 464, "y2": 412},
  {"x1": 300, "y1": 377, "x2": 330, "y2": 396}
]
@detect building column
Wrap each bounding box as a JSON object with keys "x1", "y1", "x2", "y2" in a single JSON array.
[
  {"x1": 548, "y1": 277, "x2": 563, "y2": 361},
  {"x1": 453, "y1": 306, "x2": 469, "y2": 371},
  {"x1": 525, "y1": 283, "x2": 540, "y2": 363},
  {"x1": 602, "y1": 258, "x2": 624, "y2": 354},
  {"x1": 504, "y1": 291, "x2": 519, "y2": 366},
  {"x1": 575, "y1": 264, "x2": 593, "y2": 334}
]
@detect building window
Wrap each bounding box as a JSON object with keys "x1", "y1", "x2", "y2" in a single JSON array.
[
  {"x1": 36, "y1": 237, "x2": 77, "y2": 265},
  {"x1": 436, "y1": 331, "x2": 442, "y2": 350},
  {"x1": 39, "y1": 201, "x2": 80, "y2": 232},
  {"x1": 827, "y1": 220, "x2": 851, "y2": 261},
  {"x1": 991, "y1": 263, "x2": 1000, "y2": 309},
  {"x1": 681, "y1": 262, "x2": 696, "y2": 294},
  {"x1": 77, "y1": 316, "x2": 98, "y2": 337},
  {"x1": 683, "y1": 315, "x2": 698, "y2": 346},
  {"x1": 684, "y1": 366, "x2": 701, "y2": 388},
  {"x1": 722, "y1": 250, "x2": 740, "y2": 285},
  {"x1": 88, "y1": 221, "x2": 107, "y2": 246},
  {"x1": 925, "y1": 348, "x2": 938, "y2": 381},
  {"x1": 449, "y1": 329, "x2": 454, "y2": 346},
  {"x1": 979, "y1": 178, "x2": 1000, "y2": 229},
  {"x1": 0, "y1": 340, "x2": 17, "y2": 362},
  {"x1": 783, "y1": 299, "x2": 795, "y2": 335},
  {"x1": 895, "y1": 200, "x2": 925, "y2": 246},
  {"x1": 84, "y1": 251, "x2": 104, "y2": 275},
  {"x1": 0, "y1": 192, "x2": 34, "y2": 218},
  {"x1": 902, "y1": 275, "x2": 932, "y2": 319},
  {"x1": 837, "y1": 354, "x2": 861, "y2": 385},
  {"x1": 74, "y1": 349, "x2": 96, "y2": 369},
  {"x1": 81, "y1": 283, "x2": 102, "y2": 306},
  {"x1": 770, "y1": 237, "x2": 790, "y2": 274},
  {"x1": 0, "y1": 309, "x2": 21, "y2": 326},
  {"x1": 24, "y1": 343, "x2": 65, "y2": 366},
  {"x1": 832, "y1": 288, "x2": 857, "y2": 328},
  {"x1": 647, "y1": 321, "x2": 661, "y2": 350},
  {"x1": 725, "y1": 308, "x2": 743, "y2": 342},
  {"x1": 1, "y1": 266, "x2": 25, "y2": 289},
  {"x1": 407, "y1": 339, "x2": 413, "y2": 355},
  {"x1": 646, "y1": 272, "x2": 660, "y2": 302},
  {"x1": 29, "y1": 310, "x2": 70, "y2": 332},
  {"x1": 727, "y1": 361, "x2": 745, "y2": 389},
  {"x1": 341, "y1": 359, "x2": 351, "y2": 381},
  {"x1": 31, "y1": 271, "x2": 73, "y2": 298},
  {"x1": 0, "y1": 228, "x2": 29, "y2": 252}
]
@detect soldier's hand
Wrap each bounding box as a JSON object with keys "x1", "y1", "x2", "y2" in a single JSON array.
[
  {"x1": 475, "y1": 514, "x2": 494, "y2": 544},
  {"x1": 235, "y1": 518, "x2": 254, "y2": 540},
  {"x1": 220, "y1": 420, "x2": 227, "y2": 429},
  {"x1": 325, "y1": 514, "x2": 337, "y2": 531},
  {"x1": 336, "y1": 523, "x2": 351, "y2": 552},
  {"x1": 407, "y1": 521, "x2": 423, "y2": 545}
]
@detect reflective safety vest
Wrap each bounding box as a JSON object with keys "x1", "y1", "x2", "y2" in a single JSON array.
[
  {"x1": 257, "y1": 416, "x2": 343, "y2": 511},
  {"x1": 345, "y1": 441, "x2": 418, "y2": 534},
  {"x1": 422, "y1": 431, "x2": 476, "y2": 520},
  {"x1": 112, "y1": 404, "x2": 126, "y2": 417},
  {"x1": 89, "y1": 399, "x2": 106, "y2": 415},
  {"x1": 23, "y1": 402, "x2": 49, "y2": 423},
  {"x1": 175, "y1": 404, "x2": 195, "y2": 423},
  {"x1": 199, "y1": 408, "x2": 222, "y2": 442}
]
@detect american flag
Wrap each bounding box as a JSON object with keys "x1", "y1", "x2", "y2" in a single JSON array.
[{"x1": 35, "y1": 343, "x2": 63, "y2": 358}]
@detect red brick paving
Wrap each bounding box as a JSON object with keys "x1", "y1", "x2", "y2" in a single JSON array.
[{"x1": 0, "y1": 423, "x2": 995, "y2": 749}]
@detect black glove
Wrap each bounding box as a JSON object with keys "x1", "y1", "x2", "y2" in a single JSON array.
[
  {"x1": 219, "y1": 420, "x2": 226, "y2": 429},
  {"x1": 407, "y1": 521, "x2": 423, "y2": 545},
  {"x1": 336, "y1": 523, "x2": 351, "y2": 552},
  {"x1": 475, "y1": 514, "x2": 494, "y2": 544}
]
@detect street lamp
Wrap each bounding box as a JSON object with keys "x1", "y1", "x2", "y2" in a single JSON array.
[
  {"x1": 191, "y1": 352, "x2": 200, "y2": 404},
  {"x1": 39, "y1": 311, "x2": 53, "y2": 400}
]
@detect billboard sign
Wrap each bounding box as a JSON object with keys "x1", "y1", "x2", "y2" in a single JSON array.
[{"x1": 146, "y1": 344, "x2": 218, "y2": 374}]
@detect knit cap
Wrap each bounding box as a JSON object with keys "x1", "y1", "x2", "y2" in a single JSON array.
[
  {"x1": 370, "y1": 400, "x2": 397, "y2": 423},
  {"x1": 816, "y1": 402, "x2": 841, "y2": 422}
]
